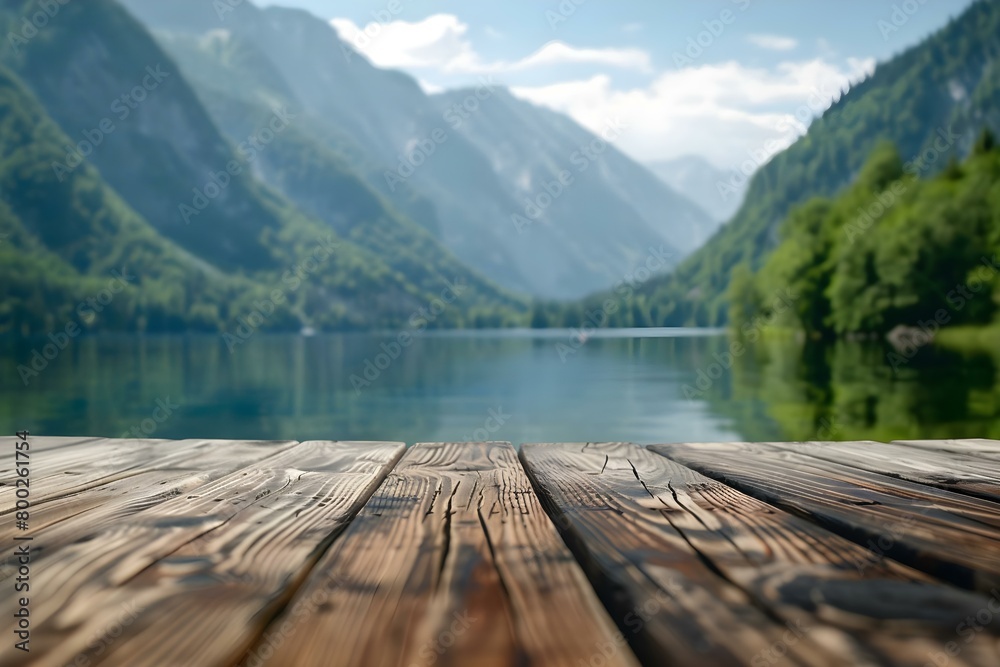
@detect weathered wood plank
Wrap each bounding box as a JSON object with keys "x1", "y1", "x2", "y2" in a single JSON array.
[
  {"x1": 253, "y1": 442, "x2": 636, "y2": 667},
  {"x1": 652, "y1": 442, "x2": 1000, "y2": 593},
  {"x1": 0, "y1": 438, "x2": 294, "y2": 513},
  {"x1": 0, "y1": 437, "x2": 297, "y2": 599},
  {"x1": 0, "y1": 441, "x2": 404, "y2": 667},
  {"x1": 765, "y1": 440, "x2": 1000, "y2": 504},
  {"x1": 524, "y1": 443, "x2": 1000, "y2": 667},
  {"x1": 893, "y1": 439, "x2": 1000, "y2": 461},
  {"x1": 0, "y1": 439, "x2": 297, "y2": 553},
  {"x1": 14, "y1": 436, "x2": 102, "y2": 452},
  {"x1": 0, "y1": 438, "x2": 172, "y2": 509}
]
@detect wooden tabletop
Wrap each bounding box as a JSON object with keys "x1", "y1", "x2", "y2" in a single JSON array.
[{"x1": 2, "y1": 437, "x2": 1000, "y2": 666}]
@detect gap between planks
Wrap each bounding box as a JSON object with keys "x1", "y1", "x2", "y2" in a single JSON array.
[
  {"x1": 0, "y1": 440, "x2": 404, "y2": 667},
  {"x1": 248, "y1": 441, "x2": 638, "y2": 667}
]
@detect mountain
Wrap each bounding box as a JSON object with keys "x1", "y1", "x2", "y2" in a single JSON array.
[
  {"x1": 646, "y1": 155, "x2": 745, "y2": 224},
  {"x1": 119, "y1": 0, "x2": 711, "y2": 299},
  {"x1": 111, "y1": 0, "x2": 450, "y2": 241},
  {"x1": 116, "y1": 29, "x2": 519, "y2": 319},
  {"x1": 2, "y1": 0, "x2": 279, "y2": 272},
  {"x1": 632, "y1": 0, "x2": 1000, "y2": 326},
  {"x1": 427, "y1": 88, "x2": 715, "y2": 295},
  {"x1": 0, "y1": 60, "x2": 265, "y2": 335},
  {"x1": 0, "y1": 0, "x2": 525, "y2": 332}
]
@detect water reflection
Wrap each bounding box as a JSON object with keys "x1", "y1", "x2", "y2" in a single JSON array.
[
  {"x1": 0, "y1": 330, "x2": 996, "y2": 444},
  {"x1": 717, "y1": 336, "x2": 1000, "y2": 442}
]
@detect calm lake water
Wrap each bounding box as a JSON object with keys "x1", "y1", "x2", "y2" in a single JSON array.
[{"x1": 2, "y1": 329, "x2": 998, "y2": 444}]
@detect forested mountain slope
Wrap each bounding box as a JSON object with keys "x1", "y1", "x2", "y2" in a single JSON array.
[
  {"x1": 0, "y1": 0, "x2": 526, "y2": 332},
  {"x1": 120, "y1": 0, "x2": 710, "y2": 299},
  {"x1": 632, "y1": 0, "x2": 1000, "y2": 326},
  {"x1": 0, "y1": 63, "x2": 268, "y2": 335}
]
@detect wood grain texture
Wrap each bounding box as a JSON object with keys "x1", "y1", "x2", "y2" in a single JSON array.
[
  {"x1": 254, "y1": 441, "x2": 636, "y2": 667},
  {"x1": 524, "y1": 443, "x2": 1000, "y2": 667},
  {"x1": 765, "y1": 440, "x2": 1000, "y2": 504},
  {"x1": 0, "y1": 441, "x2": 404, "y2": 667},
  {"x1": 0, "y1": 439, "x2": 297, "y2": 557},
  {"x1": 7, "y1": 437, "x2": 1000, "y2": 667},
  {"x1": 893, "y1": 439, "x2": 1000, "y2": 461},
  {"x1": 14, "y1": 436, "x2": 102, "y2": 452},
  {"x1": 0, "y1": 437, "x2": 177, "y2": 508},
  {"x1": 652, "y1": 442, "x2": 1000, "y2": 593}
]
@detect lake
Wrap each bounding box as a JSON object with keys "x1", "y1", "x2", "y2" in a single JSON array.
[{"x1": 2, "y1": 329, "x2": 998, "y2": 444}]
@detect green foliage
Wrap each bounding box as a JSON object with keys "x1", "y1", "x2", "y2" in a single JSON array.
[
  {"x1": 736, "y1": 141, "x2": 1000, "y2": 336},
  {"x1": 0, "y1": 63, "x2": 267, "y2": 334},
  {"x1": 975, "y1": 127, "x2": 997, "y2": 155}
]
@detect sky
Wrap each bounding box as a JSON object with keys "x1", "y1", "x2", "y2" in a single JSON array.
[{"x1": 262, "y1": 0, "x2": 976, "y2": 171}]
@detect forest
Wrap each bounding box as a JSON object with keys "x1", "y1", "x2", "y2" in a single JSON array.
[{"x1": 731, "y1": 131, "x2": 1000, "y2": 338}]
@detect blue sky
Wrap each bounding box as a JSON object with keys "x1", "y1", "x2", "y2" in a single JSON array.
[{"x1": 262, "y1": 0, "x2": 976, "y2": 169}]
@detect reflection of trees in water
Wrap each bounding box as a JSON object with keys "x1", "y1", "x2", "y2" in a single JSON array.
[
  {"x1": 4, "y1": 332, "x2": 998, "y2": 443},
  {"x1": 0, "y1": 335, "x2": 455, "y2": 441},
  {"x1": 0, "y1": 333, "x2": 701, "y2": 442},
  {"x1": 829, "y1": 341, "x2": 999, "y2": 440},
  {"x1": 713, "y1": 336, "x2": 1000, "y2": 441}
]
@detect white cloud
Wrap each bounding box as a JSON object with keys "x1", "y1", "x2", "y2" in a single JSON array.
[
  {"x1": 330, "y1": 14, "x2": 476, "y2": 70},
  {"x1": 511, "y1": 57, "x2": 875, "y2": 169},
  {"x1": 329, "y1": 12, "x2": 876, "y2": 171},
  {"x1": 747, "y1": 34, "x2": 799, "y2": 51},
  {"x1": 330, "y1": 14, "x2": 651, "y2": 73},
  {"x1": 512, "y1": 42, "x2": 651, "y2": 73},
  {"x1": 622, "y1": 22, "x2": 643, "y2": 33}
]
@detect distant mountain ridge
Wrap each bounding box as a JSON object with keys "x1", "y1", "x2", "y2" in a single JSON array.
[
  {"x1": 646, "y1": 156, "x2": 745, "y2": 224},
  {"x1": 12, "y1": 0, "x2": 989, "y2": 336},
  {"x1": 427, "y1": 86, "x2": 715, "y2": 297},
  {"x1": 119, "y1": 0, "x2": 713, "y2": 299},
  {"x1": 523, "y1": 0, "x2": 1000, "y2": 330}
]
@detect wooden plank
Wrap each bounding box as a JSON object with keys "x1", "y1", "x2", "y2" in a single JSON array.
[
  {"x1": 0, "y1": 438, "x2": 172, "y2": 509},
  {"x1": 0, "y1": 441, "x2": 405, "y2": 667},
  {"x1": 0, "y1": 470, "x2": 227, "y2": 592},
  {"x1": 524, "y1": 443, "x2": 1000, "y2": 667},
  {"x1": 0, "y1": 436, "x2": 295, "y2": 592},
  {"x1": 11, "y1": 436, "x2": 102, "y2": 452},
  {"x1": 0, "y1": 439, "x2": 297, "y2": 553},
  {"x1": 0, "y1": 438, "x2": 294, "y2": 512},
  {"x1": 765, "y1": 440, "x2": 1000, "y2": 504},
  {"x1": 652, "y1": 442, "x2": 1000, "y2": 593},
  {"x1": 253, "y1": 442, "x2": 636, "y2": 667},
  {"x1": 893, "y1": 439, "x2": 1000, "y2": 461}
]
